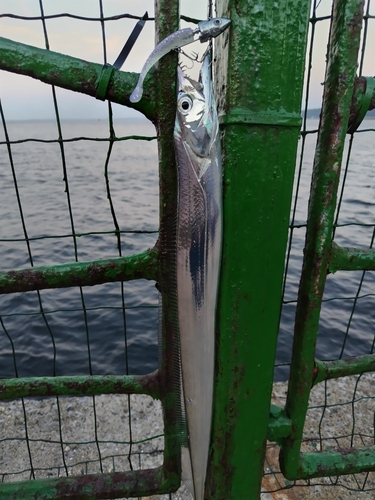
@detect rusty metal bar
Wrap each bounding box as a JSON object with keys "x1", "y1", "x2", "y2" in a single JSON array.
[
  {"x1": 0, "y1": 467, "x2": 172, "y2": 500},
  {"x1": 296, "y1": 446, "x2": 375, "y2": 480},
  {"x1": 0, "y1": 372, "x2": 160, "y2": 400},
  {"x1": 313, "y1": 355, "x2": 375, "y2": 386},
  {"x1": 153, "y1": 0, "x2": 182, "y2": 492},
  {"x1": 329, "y1": 241, "x2": 375, "y2": 273},
  {"x1": 281, "y1": 0, "x2": 366, "y2": 481},
  {"x1": 0, "y1": 249, "x2": 158, "y2": 294}
]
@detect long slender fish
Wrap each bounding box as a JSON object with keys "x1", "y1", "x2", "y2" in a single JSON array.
[
  {"x1": 129, "y1": 18, "x2": 230, "y2": 103},
  {"x1": 174, "y1": 52, "x2": 222, "y2": 500}
]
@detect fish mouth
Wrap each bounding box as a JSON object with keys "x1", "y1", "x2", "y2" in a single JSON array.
[
  {"x1": 177, "y1": 50, "x2": 213, "y2": 91},
  {"x1": 177, "y1": 65, "x2": 203, "y2": 93}
]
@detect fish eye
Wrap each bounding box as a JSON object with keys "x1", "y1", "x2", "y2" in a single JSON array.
[
  {"x1": 178, "y1": 95, "x2": 193, "y2": 114},
  {"x1": 214, "y1": 19, "x2": 221, "y2": 25}
]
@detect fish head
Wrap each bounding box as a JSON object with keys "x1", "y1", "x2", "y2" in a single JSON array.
[
  {"x1": 198, "y1": 18, "x2": 231, "y2": 42},
  {"x1": 175, "y1": 55, "x2": 217, "y2": 159}
]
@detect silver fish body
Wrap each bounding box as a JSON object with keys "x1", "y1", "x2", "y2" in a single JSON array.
[
  {"x1": 129, "y1": 18, "x2": 230, "y2": 103},
  {"x1": 174, "y1": 53, "x2": 222, "y2": 500}
]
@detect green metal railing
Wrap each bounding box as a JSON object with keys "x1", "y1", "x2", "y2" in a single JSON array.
[
  {"x1": 282, "y1": 0, "x2": 371, "y2": 479},
  {"x1": 0, "y1": 1, "x2": 181, "y2": 498},
  {"x1": 263, "y1": 0, "x2": 375, "y2": 496},
  {"x1": 1, "y1": 0, "x2": 375, "y2": 499}
]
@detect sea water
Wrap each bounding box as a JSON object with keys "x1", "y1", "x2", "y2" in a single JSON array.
[
  {"x1": 276, "y1": 119, "x2": 375, "y2": 380},
  {"x1": 0, "y1": 118, "x2": 159, "y2": 378},
  {"x1": 0, "y1": 118, "x2": 374, "y2": 381}
]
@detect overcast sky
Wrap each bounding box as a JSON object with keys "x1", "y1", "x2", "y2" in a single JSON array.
[{"x1": 0, "y1": 1, "x2": 373, "y2": 120}]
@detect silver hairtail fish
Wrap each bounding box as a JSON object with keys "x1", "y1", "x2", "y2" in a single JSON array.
[
  {"x1": 129, "y1": 18, "x2": 230, "y2": 103},
  {"x1": 174, "y1": 52, "x2": 222, "y2": 500}
]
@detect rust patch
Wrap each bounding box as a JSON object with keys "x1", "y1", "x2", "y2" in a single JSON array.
[
  {"x1": 54, "y1": 468, "x2": 163, "y2": 498},
  {"x1": 336, "y1": 446, "x2": 356, "y2": 456},
  {"x1": 312, "y1": 363, "x2": 319, "y2": 385},
  {"x1": 5, "y1": 269, "x2": 46, "y2": 293}
]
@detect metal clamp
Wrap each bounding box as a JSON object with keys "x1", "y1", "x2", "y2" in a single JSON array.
[
  {"x1": 347, "y1": 76, "x2": 375, "y2": 134},
  {"x1": 95, "y1": 64, "x2": 114, "y2": 101},
  {"x1": 95, "y1": 12, "x2": 148, "y2": 102}
]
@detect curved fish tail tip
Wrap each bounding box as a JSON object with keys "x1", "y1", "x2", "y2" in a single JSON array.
[{"x1": 129, "y1": 86, "x2": 142, "y2": 103}]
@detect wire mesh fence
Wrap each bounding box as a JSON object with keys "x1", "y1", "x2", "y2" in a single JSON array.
[
  {"x1": 0, "y1": 1, "x2": 166, "y2": 497},
  {"x1": 0, "y1": 395, "x2": 164, "y2": 480},
  {"x1": 0, "y1": 1, "x2": 206, "y2": 498},
  {"x1": 264, "y1": 374, "x2": 375, "y2": 498},
  {"x1": 1, "y1": 0, "x2": 375, "y2": 498}
]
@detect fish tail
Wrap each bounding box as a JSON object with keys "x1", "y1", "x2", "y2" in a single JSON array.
[{"x1": 129, "y1": 82, "x2": 143, "y2": 103}]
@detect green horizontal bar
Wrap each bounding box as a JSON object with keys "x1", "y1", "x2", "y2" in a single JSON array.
[
  {"x1": 0, "y1": 466, "x2": 178, "y2": 499},
  {"x1": 313, "y1": 355, "x2": 375, "y2": 386},
  {"x1": 0, "y1": 249, "x2": 158, "y2": 294},
  {"x1": 267, "y1": 404, "x2": 292, "y2": 442},
  {"x1": 0, "y1": 372, "x2": 160, "y2": 400},
  {"x1": 286, "y1": 446, "x2": 375, "y2": 480},
  {"x1": 0, "y1": 36, "x2": 156, "y2": 121},
  {"x1": 219, "y1": 108, "x2": 302, "y2": 128},
  {"x1": 329, "y1": 241, "x2": 375, "y2": 273}
]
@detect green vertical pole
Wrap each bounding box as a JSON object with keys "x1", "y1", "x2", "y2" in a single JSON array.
[
  {"x1": 206, "y1": 1, "x2": 312, "y2": 498},
  {"x1": 154, "y1": 0, "x2": 182, "y2": 491}
]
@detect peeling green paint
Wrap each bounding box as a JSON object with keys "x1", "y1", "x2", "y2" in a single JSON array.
[
  {"x1": 0, "y1": 249, "x2": 158, "y2": 294},
  {"x1": 299, "y1": 446, "x2": 375, "y2": 480},
  {"x1": 0, "y1": 372, "x2": 160, "y2": 400},
  {"x1": 329, "y1": 241, "x2": 375, "y2": 273},
  {"x1": 0, "y1": 467, "x2": 166, "y2": 500},
  {"x1": 313, "y1": 355, "x2": 375, "y2": 385}
]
